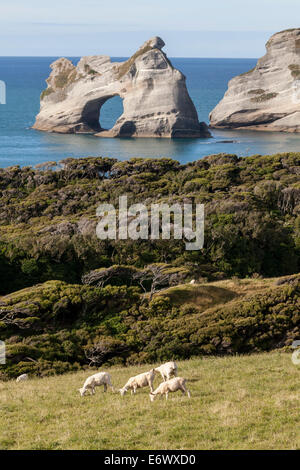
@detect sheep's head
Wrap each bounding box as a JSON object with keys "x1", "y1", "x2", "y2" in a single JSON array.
[
  {"x1": 78, "y1": 387, "x2": 86, "y2": 397},
  {"x1": 149, "y1": 393, "x2": 155, "y2": 402},
  {"x1": 119, "y1": 388, "x2": 127, "y2": 397}
]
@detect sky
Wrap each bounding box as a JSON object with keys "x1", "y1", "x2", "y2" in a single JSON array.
[{"x1": 0, "y1": 0, "x2": 300, "y2": 57}]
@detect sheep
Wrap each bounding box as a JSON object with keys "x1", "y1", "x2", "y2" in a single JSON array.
[
  {"x1": 154, "y1": 361, "x2": 177, "y2": 381},
  {"x1": 16, "y1": 374, "x2": 29, "y2": 383},
  {"x1": 119, "y1": 369, "x2": 155, "y2": 396},
  {"x1": 149, "y1": 377, "x2": 190, "y2": 401},
  {"x1": 79, "y1": 372, "x2": 114, "y2": 396},
  {"x1": 190, "y1": 279, "x2": 196, "y2": 285}
]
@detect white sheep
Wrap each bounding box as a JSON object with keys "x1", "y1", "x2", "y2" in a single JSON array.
[
  {"x1": 16, "y1": 374, "x2": 29, "y2": 383},
  {"x1": 119, "y1": 369, "x2": 155, "y2": 396},
  {"x1": 154, "y1": 361, "x2": 177, "y2": 381},
  {"x1": 190, "y1": 279, "x2": 196, "y2": 284},
  {"x1": 79, "y1": 372, "x2": 114, "y2": 396},
  {"x1": 149, "y1": 377, "x2": 190, "y2": 401}
]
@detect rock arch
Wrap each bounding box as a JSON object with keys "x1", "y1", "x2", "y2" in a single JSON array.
[
  {"x1": 98, "y1": 95, "x2": 124, "y2": 133},
  {"x1": 81, "y1": 94, "x2": 122, "y2": 133},
  {"x1": 33, "y1": 37, "x2": 211, "y2": 139}
]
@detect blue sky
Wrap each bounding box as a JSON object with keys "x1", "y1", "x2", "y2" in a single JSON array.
[{"x1": 1, "y1": 0, "x2": 300, "y2": 57}]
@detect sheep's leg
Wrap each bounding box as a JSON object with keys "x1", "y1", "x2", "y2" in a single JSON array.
[
  {"x1": 109, "y1": 381, "x2": 115, "y2": 392},
  {"x1": 181, "y1": 385, "x2": 191, "y2": 398},
  {"x1": 148, "y1": 379, "x2": 154, "y2": 393},
  {"x1": 161, "y1": 372, "x2": 166, "y2": 382},
  {"x1": 131, "y1": 389, "x2": 134, "y2": 395},
  {"x1": 165, "y1": 392, "x2": 169, "y2": 400},
  {"x1": 103, "y1": 383, "x2": 107, "y2": 393}
]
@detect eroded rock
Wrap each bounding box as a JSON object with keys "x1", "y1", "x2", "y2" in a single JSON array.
[
  {"x1": 33, "y1": 37, "x2": 210, "y2": 138},
  {"x1": 210, "y1": 29, "x2": 300, "y2": 132}
]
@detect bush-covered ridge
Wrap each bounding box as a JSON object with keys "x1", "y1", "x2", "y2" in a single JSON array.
[
  {"x1": 0, "y1": 153, "x2": 299, "y2": 378},
  {"x1": 0, "y1": 275, "x2": 299, "y2": 379},
  {"x1": 0, "y1": 153, "x2": 299, "y2": 295}
]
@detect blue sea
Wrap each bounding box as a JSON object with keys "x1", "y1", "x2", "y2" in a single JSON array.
[{"x1": 1, "y1": 57, "x2": 300, "y2": 168}]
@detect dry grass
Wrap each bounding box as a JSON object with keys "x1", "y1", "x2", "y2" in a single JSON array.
[
  {"x1": 156, "y1": 284, "x2": 237, "y2": 311},
  {"x1": 0, "y1": 352, "x2": 299, "y2": 450},
  {"x1": 154, "y1": 275, "x2": 285, "y2": 312}
]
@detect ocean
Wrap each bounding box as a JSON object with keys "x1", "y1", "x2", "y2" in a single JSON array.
[{"x1": 1, "y1": 56, "x2": 300, "y2": 168}]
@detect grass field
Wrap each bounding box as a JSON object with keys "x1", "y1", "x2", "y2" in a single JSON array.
[{"x1": 0, "y1": 352, "x2": 299, "y2": 450}]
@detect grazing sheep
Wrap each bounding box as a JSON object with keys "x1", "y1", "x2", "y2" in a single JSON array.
[
  {"x1": 16, "y1": 374, "x2": 29, "y2": 383},
  {"x1": 79, "y1": 372, "x2": 114, "y2": 396},
  {"x1": 154, "y1": 361, "x2": 177, "y2": 381},
  {"x1": 119, "y1": 369, "x2": 155, "y2": 396},
  {"x1": 149, "y1": 377, "x2": 190, "y2": 401},
  {"x1": 190, "y1": 279, "x2": 196, "y2": 284}
]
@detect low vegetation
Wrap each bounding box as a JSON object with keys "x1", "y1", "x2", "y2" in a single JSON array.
[
  {"x1": 0, "y1": 353, "x2": 299, "y2": 450},
  {"x1": 0, "y1": 153, "x2": 299, "y2": 295},
  {"x1": 0, "y1": 274, "x2": 299, "y2": 378},
  {"x1": 288, "y1": 64, "x2": 300, "y2": 79},
  {"x1": 250, "y1": 92, "x2": 278, "y2": 103},
  {"x1": 116, "y1": 44, "x2": 153, "y2": 78},
  {"x1": 0, "y1": 153, "x2": 299, "y2": 377},
  {"x1": 248, "y1": 89, "x2": 265, "y2": 95},
  {"x1": 40, "y1": 87, "x2": 54, "y2": 100}
]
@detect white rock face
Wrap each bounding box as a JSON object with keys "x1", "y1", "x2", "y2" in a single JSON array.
[
  {"x1": 210, "y1": 29, "x2": 300, "y2": 132},
  {"x1": 33, "y1": 37, "x2": 210, "y2": 138}
]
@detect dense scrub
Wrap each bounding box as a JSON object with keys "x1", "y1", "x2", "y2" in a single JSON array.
[
  {"x1": 0, "y1": 276, "x2": 299, "y2": 378},
  {"x1": 0, "y1": 153, "x2": 299, "y2": 295},
  {"x1": 0, "y1": 153, "x2": 299, "y2": 378}
]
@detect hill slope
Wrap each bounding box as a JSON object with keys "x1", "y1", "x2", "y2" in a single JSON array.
[
  {"x1": 1, "y1": 275, "x2": 299, "y2": 378},
  {"x1": 1, "y1": 353, "x2": 299, "y2": 450}
]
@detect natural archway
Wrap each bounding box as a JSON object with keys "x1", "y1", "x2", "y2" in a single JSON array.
[
  {"x1": 80, "y1": 95, "x2": 124, "y2": 133},
  {"x1": 33, "y1": 37, "x2": 211, "y2": 138},
  {"x1": 99, "y1": 95, "x2": 124, "y2": 131}
]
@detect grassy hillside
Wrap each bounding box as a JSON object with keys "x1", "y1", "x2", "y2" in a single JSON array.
[{"x1": 1, "y1": 353, "x2": 299, "y2": 450}]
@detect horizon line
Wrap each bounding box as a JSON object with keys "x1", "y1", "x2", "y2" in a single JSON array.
[{"x1": 0, "y1": 55, "x2": 259, "y2": 59}]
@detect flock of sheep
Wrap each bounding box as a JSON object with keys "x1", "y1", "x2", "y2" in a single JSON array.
[
  {"x1": 78, "y1": 361, "x2": 190, "y2": 401},
  {"x1": 16, "y1": 361, "x2": 191, "y2": 402}
]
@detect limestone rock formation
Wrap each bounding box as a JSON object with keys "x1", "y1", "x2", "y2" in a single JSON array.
[
  {"x1": 210, "y1": 29, "x2": 300, "y2": 132},
  {"x1": 33, "y1": 37, "x2": 210, "y2": 138}
]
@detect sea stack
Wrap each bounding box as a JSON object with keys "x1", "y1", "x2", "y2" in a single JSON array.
[
  {"x1": 33, "y1": 37, "x2": 210, "y2": 138},
  {"x1": 210, "y1": 29, "x2": 300, "y2": 132}
]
